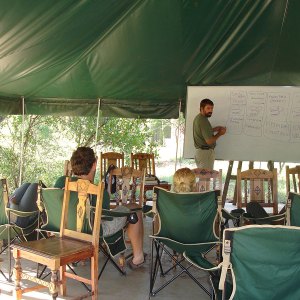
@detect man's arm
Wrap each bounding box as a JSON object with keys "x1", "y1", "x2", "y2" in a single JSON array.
[
  {"x1": 205, "y1": 127, "x2": 226, "y2": 145},
  {"x1": 213, "y1": 126, "x2": 226, "y2": 132}
]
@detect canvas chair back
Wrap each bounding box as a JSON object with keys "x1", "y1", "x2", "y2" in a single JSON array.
[
  {"x1": 219, "y1": 225, "x2": 300, "y2": 300},
  {"x1": 237, "y1": 168, "x2": 278, "y2": 214},
  {"x1": 286, "y1": 165, "x2": 300, "y2": 194},
  {"x1": 153, "y1": 187, "x2": 221, "y2": 253},
  {"x1": 100, "y1": 152, "x2": 124, "y2": 181},
  {"x1": 131, "y1": 152, "x2": 155, "y2": 176},
  {"x1": 39, "y1": 187, "x2": 82, "y2": 233}
]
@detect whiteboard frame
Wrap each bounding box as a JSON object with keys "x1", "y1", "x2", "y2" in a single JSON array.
[{"x1": 184, "y1": 86, "x2": 300, "y2": 163}]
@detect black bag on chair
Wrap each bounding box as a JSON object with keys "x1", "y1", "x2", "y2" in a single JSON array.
[
  {"x1": 246, "y1": 201, "x2": 269, "y2": 218},
  {"x1": 104, "y1": 164, "x2": 117, "y2": 194}
]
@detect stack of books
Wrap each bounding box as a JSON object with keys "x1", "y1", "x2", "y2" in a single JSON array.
[{"x1": 145, "y1": 176, "x2": 159, "y2": 185}]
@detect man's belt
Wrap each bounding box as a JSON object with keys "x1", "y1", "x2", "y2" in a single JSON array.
[{"x1": 199, "y1": 145, "x2": 214, "y2": 150}]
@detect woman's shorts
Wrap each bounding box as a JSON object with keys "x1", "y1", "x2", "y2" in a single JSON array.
[{"x1": 102, "y1": 205, "x2": 130, "y2": 237}]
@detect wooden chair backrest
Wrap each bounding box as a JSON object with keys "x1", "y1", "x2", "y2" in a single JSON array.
[
  {"x1": 237, "y1": 168, "x2": 278, "y2": 214},
  {"x1": 286, "y1": 165, "x2": 300, "y2": 194},
  {"x1": 192, "y1": 168, "x2": 222, "y2": 193},
  {"x1": 100, "y1": 152, "x2": 124, "y2": 180},
  {"x1": 60, "y1": 178, "x2": 104, "y2": 247},
  {"x1": 131, "y1": 152, "x2": 155, "y2": 176},
  {"x1": 108, "y1": 166, "x2": 145, "y2": 206},
  {"x1": 63, "y1": 160, "x2": 73, "y2": 177}
]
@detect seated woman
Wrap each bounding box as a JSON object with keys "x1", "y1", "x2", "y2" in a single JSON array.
[
  {"x1": 54, "y1": 147, "x2": 145, "y2": 269},
  {"x1": 173, "y1": 167, "x2": 196, "y2": 193}
]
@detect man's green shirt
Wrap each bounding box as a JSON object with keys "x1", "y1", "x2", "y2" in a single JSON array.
[{"x1": 193, "y1": 114, "x2": 215, "y2": 149}]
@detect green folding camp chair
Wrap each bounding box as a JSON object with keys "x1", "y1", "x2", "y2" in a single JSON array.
[
  {"x1": 0, "y1": 179, "x2": 38, "y2": 282},
  {"x1": 218, "y1": 225, "x2": 300, "y2": 300},
  {"x1": 37, "y1": 186, "x2": 132, "y2": 281},
  {"x1": 286, "y1": 192, "x2": 300, "y2": 226},
  {"x1": 149, "y1": 187, "x2": 222, "y2": 298}
]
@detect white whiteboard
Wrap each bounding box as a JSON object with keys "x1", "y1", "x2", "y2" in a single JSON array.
[{"x1": 184, "y1": 86, "x2": 300, "y2": 162}]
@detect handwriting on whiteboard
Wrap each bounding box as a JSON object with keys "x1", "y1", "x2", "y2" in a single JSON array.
[{"x1": 226, "y1": 91, "x2": 300, "y2": 142}]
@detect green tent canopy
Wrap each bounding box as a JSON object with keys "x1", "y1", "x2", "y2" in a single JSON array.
[{"x1": 0, "y1": 0, "x2": 299, "y2": 118}]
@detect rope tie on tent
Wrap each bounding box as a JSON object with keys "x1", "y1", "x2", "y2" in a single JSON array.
[{"x1": 19, "y1": 96, "x2": 25, "y2": 187}]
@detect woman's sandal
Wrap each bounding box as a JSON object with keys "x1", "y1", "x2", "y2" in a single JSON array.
[{"x1": 128, "y1": 254, "x2": 147, "y2": 270}]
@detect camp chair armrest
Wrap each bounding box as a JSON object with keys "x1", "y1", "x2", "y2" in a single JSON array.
[
  {"x1": 221, "y1": 208, "x2": 243, "y2": 220},
  {"x1": 102, "y1": 209, "x2": 131, "y2": 218},
  {"x1": 183, "y1": 252, "x2": 222, "y2": 271},
  {"x1": 6, "y1": 208, "x2": 39, "y2": 218},
  {"x1": 101, "y1": 216, "x2": 114, "y2": 221},
  {"x1": 243, "y1": 212, "x2": 285, "y2": 221}
]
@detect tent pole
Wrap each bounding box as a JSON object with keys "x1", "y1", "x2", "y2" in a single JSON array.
[
  {"x1": 174, "y1": 99, "x2": 182, "y2": 172},
  {"x1": 19, "y1": 96, "x2": 25, "y2": 187},
  {"x1": 94, "y1": 98, "x2": 101, "y2": 151}
]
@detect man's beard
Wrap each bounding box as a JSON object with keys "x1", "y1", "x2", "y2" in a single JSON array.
[{"x1": 205, "y1": 112, "x2": 212, "y2": 117}]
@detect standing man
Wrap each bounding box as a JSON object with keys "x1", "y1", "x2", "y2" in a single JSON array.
[{"x1": 193, "y1": 98, "x2": 226, "y2": 169}]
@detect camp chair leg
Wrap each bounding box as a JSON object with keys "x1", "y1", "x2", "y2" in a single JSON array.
[
  {"x1": 155, "y1": 241, "x2": 165, "y2": 276},
  {"x1": 150, "y1": 240, "x2": 170, "y2": 296},
  {"x1": 98, "y1": 244, "x2": 126, "y2": 279},
  {"x1": 8, "y1": 244, "x2": 13, "y2": 282},
  {"x1": 0, "y1": 234, "x2": 20, "y2": 282},
  {"x1": 98, "y1": 257, "x2": 110, "y2": 280},
  {"x1": 0, "y1": 269, "x2": 8, "y2": 281},
  {"x1": 151, "y1": 240, "x2": 211, "y2": 297},
  {"x1": 0, "y1": 258, "x2": 8, "y2": 281},
  {"x1": 150, "y1": 239, "x2": 161, "y2": 296},
  {"x1": 37, "y1": 263, "x2": 48, "y2": 279}
]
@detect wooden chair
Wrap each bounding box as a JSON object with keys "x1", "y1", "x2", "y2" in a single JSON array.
[
  {"x1": 12, "y1": 179, "x2": 104, "y2": 299},
  {"x1": 108, "y1": 166, "x2": 145, "y2": 206},
  {"x1": 237, "y1": 168, "x2": 278, "y2": 214},
  {"x1": 192, "y1": 168, "x2": 222, "y2": 193},
  {"x1": 100, "y1": 152, "x2": 124, "y2": 180},
  {"x1": 36, "y1": 184, "x2": 128, "y2": 280},
  {"x1": 286, "y1": 165, "x2": 300, "y2": 195},
  {"x1": 131, "y1": 152, "x2": 155, "y2": 176}
]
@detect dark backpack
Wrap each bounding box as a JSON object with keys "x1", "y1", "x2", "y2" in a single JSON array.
[{"x1": 104, "y1": 164, "x2": 117, "y2": 194}]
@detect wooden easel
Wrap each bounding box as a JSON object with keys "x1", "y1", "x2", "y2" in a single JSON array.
[{"x1": 222, "y1": 160, "x2": 274, "y2": 205}]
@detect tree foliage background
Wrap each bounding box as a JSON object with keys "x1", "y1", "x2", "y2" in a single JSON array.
[{"x1": 0, "y1": 115, "x2": 169, "y2": 192}]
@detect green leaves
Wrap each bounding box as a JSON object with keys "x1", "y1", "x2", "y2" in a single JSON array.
[{"x1": 0, "y1": 115, "x2": 170, "y2": 192}]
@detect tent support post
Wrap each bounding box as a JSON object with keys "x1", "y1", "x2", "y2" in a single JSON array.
[
  {"x1": 94, "y1": 98, "x2": 101, "y2": 151},
  {"x1": 174, "y1": 99, "x2": 182, "y2": 172},
  {"x1": 19, "y1": 96, "x2": 25, "y2": 187}
]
